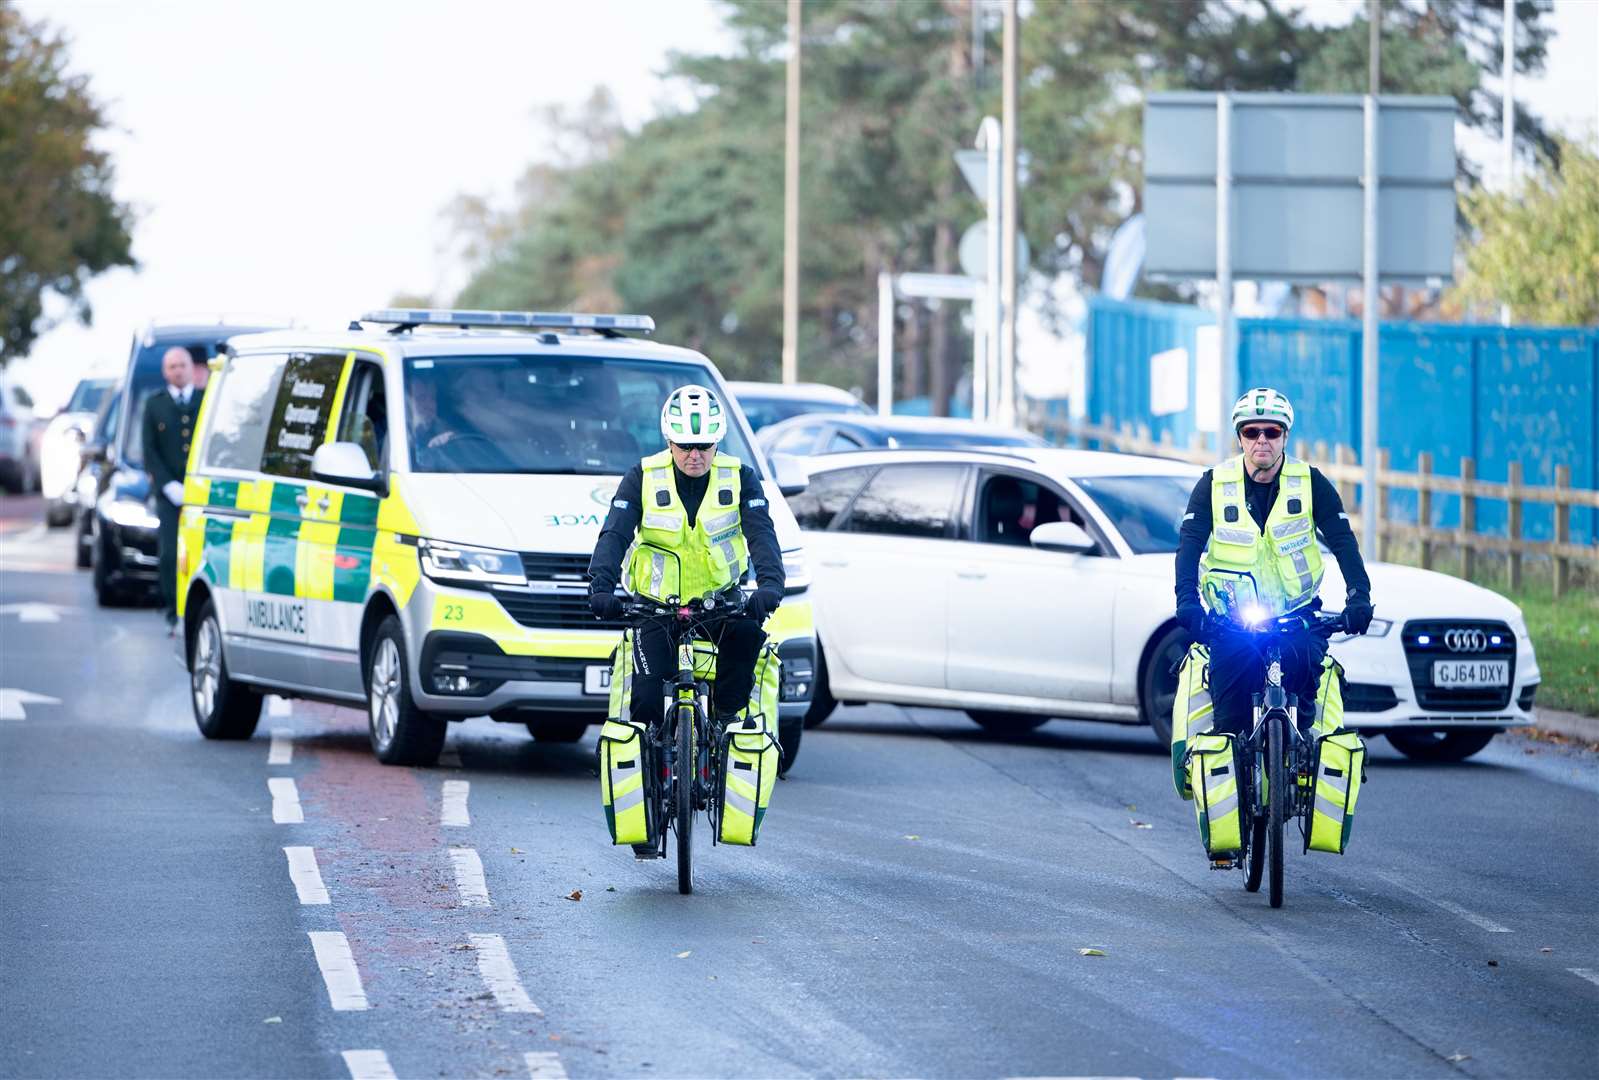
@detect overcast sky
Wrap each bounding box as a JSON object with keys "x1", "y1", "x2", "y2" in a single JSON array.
[{"x1": 12, "y1": 0, "x2": 1599, "y2": 411}]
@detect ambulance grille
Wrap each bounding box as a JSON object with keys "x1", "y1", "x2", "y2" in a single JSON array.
[{"x1": 500, "y1": 551, "x2": 624, "y2": 630}]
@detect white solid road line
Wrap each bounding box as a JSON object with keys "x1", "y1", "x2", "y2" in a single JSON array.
[
  {"x1": 308, "y1": 932, "x2": 370, "y2": 1011},
  {"x1": 269, "y1": 777, "x2": 304, "y2": 824},
  {"x1": 268, "y1": 729, "x2": 293, "y2": 765},
  {"x1": 470, "y1": 934, "x2": 542, "y2": 1014},
  {"x1": 268, "y1": 695, "x2": 291, "y2": 717},
  {"x1": 284, "y1": 846, "x2": 330, "y2": 905},
  {"x1": 1380, "y1": 873, "x2": 1512, "y2": 933},
  {"x1": 1570, "y1": 968, "x2": 1599, "y2": 988},
  {"x1": 342, "y1": 1049, "x2": 397, "y2": 1079},
  {"x1": 441, "y1": 779, "x2": 471, "y2": 827},
  {"x1": 525, "y1": 1050, "x2": 569, "y2": 1079},
  {"x1": 449, "y1": 847, "x2": 491, "y2": 907}
]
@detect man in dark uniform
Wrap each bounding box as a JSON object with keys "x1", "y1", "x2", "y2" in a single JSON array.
[{"x1": 142, "y1": 346, "x2": 200, "y2": 632}]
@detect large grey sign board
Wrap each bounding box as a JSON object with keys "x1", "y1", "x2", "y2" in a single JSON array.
[{"x1": 1144, "y1": 92, "x2": 1456, "y2": 282}]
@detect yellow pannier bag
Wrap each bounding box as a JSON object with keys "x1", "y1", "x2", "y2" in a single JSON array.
[
  {"x1": 598, "y1": 631, "x2": 652, "y2": 846},
  {"x1": 1307, "y1": 729, "x2": 1366, "y2": 854},
  {"x1": 713, "y1": 642, "x2": 781, "y2": 846},
  {"x1": 1311, "y1": 653, "x2": 1346, "y2": 737},
  {"x1": 1187, "y1": 733, "x2": 1242, "y2": 855},
  {"x1": 1170, "y1": 643, "x2": 1214, "y2": 799}
]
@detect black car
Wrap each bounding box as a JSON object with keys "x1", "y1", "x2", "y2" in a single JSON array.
[{"x1": 89, "y1": 318, "x2": 287, "y2": 605}]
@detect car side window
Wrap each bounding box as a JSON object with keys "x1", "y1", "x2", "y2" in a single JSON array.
[
  {"x1": 976, "y1": 472, "x2": 1072, "y2": 547},
  {"x1": 259, "y1": 352, "x2": 346, "y2": 481},
  {"x1": 202, "y1": 353, "x2": 290, "y2": 473},
  {"x1": 12, "y1": 385, "x2": 33, "y2": 408},
  {"x1": 786, "y1": 465, "x2": 875, "y2": 530},
  {"x1": 825, "y1": 429, "x2": 863, "y2": 453},
  {"x1": 335, "y1": 360, "x2": 388, "y2": 472},
  {"x1": 770, "y1": 422, "x2": 820, "y2": 455},
  {"x1": 840, "y1": 464, "x2": 964, "y2": 539}
]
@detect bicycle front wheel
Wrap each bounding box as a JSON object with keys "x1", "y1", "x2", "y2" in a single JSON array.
[
  {"x1": 1244, "y1": 752, "x2": 1266, "y2": 893},
  {"x1": 1267, "y1": 714, "x2": 1286, "y2": 909},
  {"x1": 676, "y1": 702, "x2": 696, "y2": 895}
]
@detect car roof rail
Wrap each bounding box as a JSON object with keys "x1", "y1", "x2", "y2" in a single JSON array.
[{"x1": 356, "y1": 308, "x2": 656, "y2": 338}]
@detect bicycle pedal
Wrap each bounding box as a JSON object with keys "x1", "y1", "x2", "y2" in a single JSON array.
[{"x1": 1209, "y1": 855, "x2": 1238, "y2": 870}]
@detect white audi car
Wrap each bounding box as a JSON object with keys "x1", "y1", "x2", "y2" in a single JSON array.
[{"x1": 790, "y1": 447, "x2": 1541, "y2": 761}]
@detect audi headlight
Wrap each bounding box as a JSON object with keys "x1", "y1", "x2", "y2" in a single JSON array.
[
  {"x1": 419, "y1": 539, "x2": 526, "y2": 586},
  {"x1": 104, "y1": 497, "x2": 159, "y2": 530},
  {"x1": 781, "y1": 548, "x2": 811, "y2": 593}
]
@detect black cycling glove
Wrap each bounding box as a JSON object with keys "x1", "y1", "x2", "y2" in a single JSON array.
[
  {"x1": 589, "y1": 591, "x2": 624, "y2": 621},
  {"x1": 745, "y1": 586, "x2": 783, "y2": 623},
  {"x1": 1176, "y1": 600, "x2": 1207, "y2": 639},
  {"x1": 1344, "y1": 594, "x2": 1375, "y2": 635}
]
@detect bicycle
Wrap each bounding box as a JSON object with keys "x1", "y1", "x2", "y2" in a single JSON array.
[
  {"x1": 617, "y1": 586, "x2": 749, "y2": 895},
  {"x1": 1210, "y1": 608, "x2": 1348, "y2": 909}
]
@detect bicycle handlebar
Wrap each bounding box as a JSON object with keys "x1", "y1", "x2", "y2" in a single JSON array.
[
  {"x1": 618, "y1": 586, "x2": 749, "y2": 623},
  {"x1": 1210, "y1": 609, "x2": 1348, "y2": 640}
]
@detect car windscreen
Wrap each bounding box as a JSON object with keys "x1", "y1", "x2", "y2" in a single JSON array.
[
  {"x1": 739, "y1": 396, "x2": 867, "y2": 431},
  {"x1": 882, "y1": 429, "x2": 1041, "y2": 449},
  {"x1": 66, "y1": 380, "x2": 113, "y2": 415},
  {"x1": 404, "y1": 354, "x2": 759, "y2": 475},
  {"x1": 1073, "y1": 474, "x2": 1196, "y2": 554}
]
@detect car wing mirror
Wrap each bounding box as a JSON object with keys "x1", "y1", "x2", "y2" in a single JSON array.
[
  {"x1": 1030, "y1": 520, "x2": 1096, "y2": 554},
  {"x1": 770, "y1": 451, "x2": 809, "y2": 497},
  {"x1": 311, "y1": 441, "x2": 385, "y2": 495}
]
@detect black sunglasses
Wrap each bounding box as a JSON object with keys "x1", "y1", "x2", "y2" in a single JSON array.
[
  {"x1": 1239, "y1": 425, "x2": 1285, "y2": 442},
  {"x1": 669, "y1": 442, "x2": 714, "y2": 454}
]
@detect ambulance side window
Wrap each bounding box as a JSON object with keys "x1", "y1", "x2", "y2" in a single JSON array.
[
  {"x1": 336, "y1": 360, "x2": 388, "y2": 472},
  {"x1": 203, "y1": 353, "x2": 290, "y2": 473},
  {"x1": 260, "y1": 352, "x2": 346, "y2": 481}
]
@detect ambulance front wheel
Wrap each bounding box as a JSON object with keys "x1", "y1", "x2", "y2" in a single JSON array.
[
  {"x1": 189, "y1": 598, "x2": 263, "y2": 740},
  {"x1": 366, "y1": 617, "x2": 446, "y2": 766}
]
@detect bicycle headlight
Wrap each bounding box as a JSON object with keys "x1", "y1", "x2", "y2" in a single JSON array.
[
  {"x1": 1240, "y1": 603, "x2": 1268, "y2": 627},
  {"x1": 419, "y1": 539, "x2": 526, "y2": 586}
]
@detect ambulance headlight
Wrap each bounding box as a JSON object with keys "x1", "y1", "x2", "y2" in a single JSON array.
[{"x1": 419, "y1": 539, "x2": 526, "y2": 586}]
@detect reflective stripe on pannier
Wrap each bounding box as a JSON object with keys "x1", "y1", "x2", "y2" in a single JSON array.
[
  {"x1": 1187, "y1": 732, "x2": 1242, "y2": 855},
  {"x1": 1171, "y1": 643, "x2": 1214, "y2": 799},
  {"x1": 1307, "y1": 729, "x2": 1366, "y2": 854},
  {"x1": 714, "y1": 643, "x2": 780, "y2": 846},
  {"x1": 1312, "y1": 653, "x2": 1346, "y2": 738},
  {"x1": 598, "y1": 719, "x2": 652, "y2": 845}
]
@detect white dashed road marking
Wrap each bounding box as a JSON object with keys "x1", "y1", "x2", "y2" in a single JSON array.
[
  {"x1": 1571, "y1": 968, "x2": 1599, "y2": 988},
  {"x1": 284, "y1": 846, "x2": 330, "y2": 905},
  {"x1": 525, "y1": 1050, "x2": 569, "y2": 1079},
  {"x1": 470, "y1": 934, "x2": 542, "y2": 1014},
  {"x1": 441, "y1": 779, "x2": 471, "y2": 827},
  {"x1": 269, "y1": 777, "x2": 304, "y2": 824},
  {"x1": 308, "y1": 932, "x2": 369, "y2": 1011},
  {"x1": 268, "y1": 729, "x2": 293, "y2": 765},
  {"x1": 1381, "y1": 873, "x2": 1512, "y2": 933},
  {"x1": 268, "y1": 695, "x2": 292, "y2": 717},
  {"x1": 449, "y1": 847, "x2": 491, "y2": 907},
  {"x1": 342, "y1": 1049, "x2": 397, "y2": 1079}
]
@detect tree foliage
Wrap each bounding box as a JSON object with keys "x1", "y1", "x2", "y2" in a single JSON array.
[
  {"x1": 1453, "y1": 137, "x2": 1599, "y2": 326},
  {"x1": 0, "y1": 9, "x2": 136, "y2": 364},
  {"x1": 449, "y1": 0, "x2": 1555, "y2": 406}
]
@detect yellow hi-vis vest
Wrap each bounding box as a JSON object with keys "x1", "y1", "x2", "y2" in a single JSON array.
[
  {"x1": 626, "y1": 449, "x2": 749, "y2": 603},
  {"x1": 1199, "y1": 454, "x2": 1324, "y2": 618}
]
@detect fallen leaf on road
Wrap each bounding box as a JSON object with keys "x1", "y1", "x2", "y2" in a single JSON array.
[
  {"x1": 751, "y1": 937, "x2": 767, "y2": 944},
  {"x1": 263, "y1": 1016, "x2": 282, "y2": 1024},
  {"x1": 1078, "y1": 948, "x2": 1107, "y2": 957},
  {"x1": 606, "y1": 885, "x2": 617, "y2": 892},
  {"x1": 1125, "y1": 803, "x2": 1137, "y2": 811},
  {"x1": 903, "y1": 834, "x2": 920, "y2": 841},
  {"x1": 566, "y1": 889, "x2": 583, "y2": 901},
  {"x1": 1130, "y1": 820, "x2": 1153, "y2": 829},
  {"x1": 511, "y1": 847, "x2": 524, "y2": 854},
  {"x1": 1447, "y1": 1053, "x2": 1471, "y2": 1063},
  {"x1": 1540, "y1": 947, "x2": 1553, "y2": 954},
  {"x1": 676, "y1": 950, "x2": 692, "y2": 959}
]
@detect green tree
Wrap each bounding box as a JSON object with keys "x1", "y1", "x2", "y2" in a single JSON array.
[
  {"x1": 0, "y1": 9, "x2": 136, "y2": 364},
  {"x1": 1453, "y1": 137, "x2": 1599, "y2": 325}
]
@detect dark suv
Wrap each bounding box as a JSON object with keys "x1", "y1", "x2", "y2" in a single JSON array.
[{"x1": 89, "y1": 318, "x2": 287, "y2": 605}]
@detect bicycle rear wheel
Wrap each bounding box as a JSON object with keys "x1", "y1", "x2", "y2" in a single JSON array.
[
  {"x1": 676, "y1": 702, "x2": 695, "y2": 895},
  {"x1": 1267, "y1": 714, "x2": 1286, "y2": 908},
  {"x1": 1244, "y1": 752, "x2": 1266, "y2": 892}
]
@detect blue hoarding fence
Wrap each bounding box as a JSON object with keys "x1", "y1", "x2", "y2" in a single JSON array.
[{"x1": 1083, "y1": 296, "x2": 1598, "y2": 547}]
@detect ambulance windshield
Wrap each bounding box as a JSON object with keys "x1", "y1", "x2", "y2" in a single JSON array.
[{"x1": 402, "y1": 355, "x2": 758, "y2": 476}]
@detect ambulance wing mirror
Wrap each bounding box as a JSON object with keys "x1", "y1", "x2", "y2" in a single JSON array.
[
  {"x1": 1030, "y1": 521, "x2": 1096, "y2": 554},
  {"x1": 311, "y1": 441, "x2": 386, "y2": 495},
  {"x1": 769, "y1": 452, "x2": 809, "y2": 497}
]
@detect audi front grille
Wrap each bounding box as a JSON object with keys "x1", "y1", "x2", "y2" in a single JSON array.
[{"x1": 1400, "y1": 619, "x2": 1516, "y2": 711}]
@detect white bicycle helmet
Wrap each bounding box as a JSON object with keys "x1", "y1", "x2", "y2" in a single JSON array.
[
  {"x1": 660, "y1": 384, "x2": 727, "y2": 446},
  {"x1": 1231, "y1": 387, "x2": 1295, "y2": 433}
]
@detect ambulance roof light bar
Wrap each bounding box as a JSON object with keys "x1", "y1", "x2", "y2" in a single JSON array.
[{"x1": 358, "y1": 308, "x2": 656, "y2": 336}]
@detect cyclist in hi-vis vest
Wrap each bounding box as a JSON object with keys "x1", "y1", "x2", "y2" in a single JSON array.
[
  {"x1": 1174, "y1": 387, "x2": 1376, "y2": 734},
  {"x1": 587, "y1": 385, "x2": 785, "y2": 731}
]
